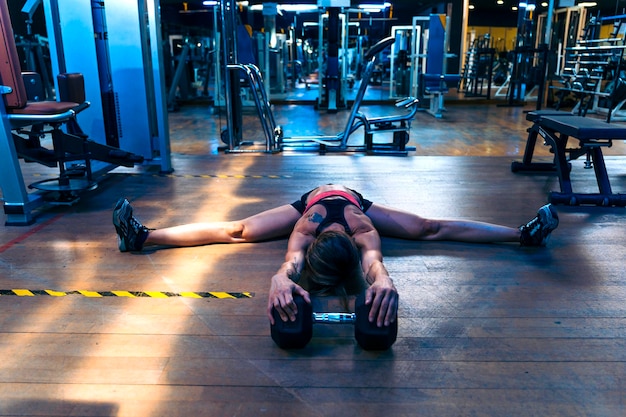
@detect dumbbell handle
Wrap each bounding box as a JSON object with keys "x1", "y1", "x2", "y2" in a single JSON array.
[{"x1": 312, "y1": 312, "x2": 356, "y2": 324}]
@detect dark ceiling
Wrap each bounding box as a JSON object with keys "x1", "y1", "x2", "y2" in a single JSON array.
[
  {"x1": 9, "y1": 0, "x2": 626, "y2": 39},
  {"x1": 160, "y1": 0, "x2": 626, "y2": 28}
]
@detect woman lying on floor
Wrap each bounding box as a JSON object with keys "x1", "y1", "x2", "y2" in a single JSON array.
[{"x1": 113, "y1": 184, "x2": 558, "y2": 328}]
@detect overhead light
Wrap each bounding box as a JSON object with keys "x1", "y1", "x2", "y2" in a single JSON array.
[
  {"x1": 497, "y1": 0, "x2": 504, "y2": 4},
  {"x1": 358, "y1": 2, "x2": 392, "y2": 12},
  {"x1": 247, "y1": 4, "x2": 319, "y2": 12},
  {"x1": 205, "y1": 1, "x2": 249, "y2": 6},
  {"x1": 578, "y1": 1, "x2": 598, "y2": 6},
  {"x1": 469, "y1": 4, "x2": 475, "y2": 9},
  {"x1": 279, "y1": 4, "x2": 319, "y2": 12}
]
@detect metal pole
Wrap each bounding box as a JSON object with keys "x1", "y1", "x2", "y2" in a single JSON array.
[
  {"x1": 146, "y1": 0, "x2": 173, "y2": 173},
  {"x1": 544, "y1": 0, "x2": 555, "y2": 46},
  {"x1": 220, "y1": 0, "x2": 236, "y2": 150}
]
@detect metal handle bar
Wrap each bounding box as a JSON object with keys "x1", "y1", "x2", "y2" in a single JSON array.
[{"x1": 312, "y1": 312, "x2": 356, "y2": 324}]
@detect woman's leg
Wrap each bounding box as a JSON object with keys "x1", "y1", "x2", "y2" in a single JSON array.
[
  {"x1": 114, "y1": 198, "x2": 302, "y2": 251},
  {"x1": 146, "y1": 204, "x2": 302, "y2": 246},
  {"x1": 365, "y1": 203, "x2": 521, "y2": 243}
]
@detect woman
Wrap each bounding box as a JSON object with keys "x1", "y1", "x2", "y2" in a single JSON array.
[{"x1": 113, "y1": 184, "x2": 558, "y2": 328}]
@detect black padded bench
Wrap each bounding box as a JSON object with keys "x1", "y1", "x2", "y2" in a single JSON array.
[
  {"x1": 512, "y1": 113, "x2": 626, "y2": 206},
  {"x1": 512, "y1": 110, "x2": 576, "y2": 173}
]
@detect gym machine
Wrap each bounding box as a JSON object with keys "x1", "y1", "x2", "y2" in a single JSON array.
[
  {"x1": 42, "y1": 0, "x2": 171, "y2": 168},
  {"x1": 281, "y1": 37, "x2": 419, "y2": 155},
  {"x1": 539, "y1": 4, "x2": 591, "y2": 80},
  {"x1": 389, "y1": 20, "x2": 424, "y2": 101},
  {"x1": 17, "y1": 0, "x2": 53, "y2": 100},
  {"x1": 0, "y1": 0, "x2": 147, "y2": 225},
  {"x1": 285, "y1": 25, "x2": 304, "y2": 89},
  {"x1": 270, "y1": 292, "x2": 398, "y2": 350},
  {"x1": 218, "y1": 1, "x2": 418, "y2": 155},
  {"x1": 220, "y1": 0, "x2": 249, "y2": 151},
  {"x1": 389, "y1": 15, "x2": 460, "y2": 118},
  {"x1": 459, "y1": 34, "x2": 496, "y2": 100},
  {"x1": 499, "y1": 0, "x2": 549, "y2": 109},
  {"x1": 315, "y1": 3, "x2": 348, "y2": 112},
  {"x1": 548, "y1": 13, "x2": 626, "y2": 119},
  {"x1": 165, "y1": 35, "x2": 216, "y2": 111},
  {"x1": 389, "y1": 25, "x2": 414, "y2": 99},
  {"x1": 222, "y1": 36, "x2": 419, "y2": 155},
  {"x1": 0, "y1": 0, "x2": 170, "y2": 225},
  {"x1": 420, "y1": 14, "x2": 461, "y2": 118},
  {"x1": 167, "y1": 35, "x2": 192, "y2": 112},
  {"x1": 258, "y1": 3, "x2": 287, "y2": 96}
]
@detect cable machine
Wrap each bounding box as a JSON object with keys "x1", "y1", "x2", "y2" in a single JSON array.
[{"x1": 41, "y1": 0, "x2": 171, "y2": 172}]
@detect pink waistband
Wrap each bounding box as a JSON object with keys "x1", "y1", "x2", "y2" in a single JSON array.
[{"x1": 304, "y1": 190, "x2": 362, "y2": 212}]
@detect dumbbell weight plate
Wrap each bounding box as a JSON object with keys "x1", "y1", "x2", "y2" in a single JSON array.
[
  {"x1": 270, "y1": 295, "x2": 313, "y2": 349},
  {"x1": 354, "y1": 292, "x2": 398, "y2": 350}
]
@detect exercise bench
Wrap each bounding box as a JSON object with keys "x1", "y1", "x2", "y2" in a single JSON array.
[
  {"x1": 512, "y1": 112, "x2": 626, "y2": 206},
  {"x1": 511, "y1": 109, "x2": 577, "y2": 173}
]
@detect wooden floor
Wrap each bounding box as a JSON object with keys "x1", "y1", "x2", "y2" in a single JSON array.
[{"x1": 1, "y1": 100, "x2": 626, "y2": 416}]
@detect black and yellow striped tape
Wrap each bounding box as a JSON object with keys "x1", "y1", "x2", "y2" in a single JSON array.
[
  {"x1": 32, "y1": 173, "x2": 291, "y2": 180},
  {"x1": 0, "y1": 289, "x2": 253, "y2": 298},
  {"x1": 154, "y1": 174, "x2": 290, "y2": 179}
]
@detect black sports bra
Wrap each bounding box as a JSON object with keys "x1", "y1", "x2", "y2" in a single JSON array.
[{"x1": 311, "y1": 198, "x2": 354, "y2": 236}]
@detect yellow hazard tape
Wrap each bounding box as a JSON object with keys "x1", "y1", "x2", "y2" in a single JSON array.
[
  {"x1": 154, "y1": 173, "x2": 289, "y2": 179},
  {"x1": 0, "y1": 290, "x2": 253, "y2": 299},
  {"x1": 32, "y1": 173, "x2": 291, "y2": 180},
  {"x1": 45, "y1": 290, "x2": 67, "y2": 297},
  {"x1": 147, "y1": 173, "x2": 289, "y2": 179},
  {"x1": 78, "y1": 290, "x2": 102, "y2": 298}
]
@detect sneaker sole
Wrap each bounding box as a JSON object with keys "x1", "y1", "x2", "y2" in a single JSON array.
[
  {"x1": 112, "y1": 198, "x2": 132, "y2": 252},
  {"x1": 538, "y1": 204, "x2": 559, "y2": 231},
  {"x1": 537, "y1": 204, "x2": 559, "y2": 245}
]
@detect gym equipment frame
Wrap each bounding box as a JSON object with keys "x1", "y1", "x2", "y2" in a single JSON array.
[
  {"x1": 41, "y1": 0, "x2": 171, "y2": 172},
  {"x1": 0, "y1": 0, "x2": 144, "y2": 225},
  {"x1": 512, "y1": 112, "x2": 626, "y2": 206},
  {"x1": 224, "y1": 37, "x2": 419, "y2": 156}
]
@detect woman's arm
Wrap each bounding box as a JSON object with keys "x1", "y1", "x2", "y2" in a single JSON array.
[
  {"x1": 267, "y1": 230, "x2": 315, "y2": 324},
  {"x1": 355, "y1": 230, "x2": 399, "y2": 327}
]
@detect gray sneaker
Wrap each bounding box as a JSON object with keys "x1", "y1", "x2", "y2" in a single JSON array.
[
  {"x1": 112, "y1": 198, "x2": 150, "y2": 252},
  {"x1": 519, "y1": 204, "x2": 559, "y2": 246}
]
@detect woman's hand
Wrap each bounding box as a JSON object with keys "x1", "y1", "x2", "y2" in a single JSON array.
[
  {"x1": 355, "y1": 230, "x2": 397, "y2": 327},
  {"x1": 365, "y1": 277, "x2": 398, "y2": 327},
  {"x1": 267, "y1": 274, "x2": 311, "y2": 325}
]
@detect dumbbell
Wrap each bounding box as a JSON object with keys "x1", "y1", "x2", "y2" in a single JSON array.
[{"x1": 270, "y1": 292, "x2": 397, "y2": 350}]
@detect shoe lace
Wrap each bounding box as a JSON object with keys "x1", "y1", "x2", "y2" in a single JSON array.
[
  {"x1": 128, "y1": 216, "x2": 146, "y2": 235},
  {"x1": 525, "y1": 216, "x2": 542, "y2": 236}
]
